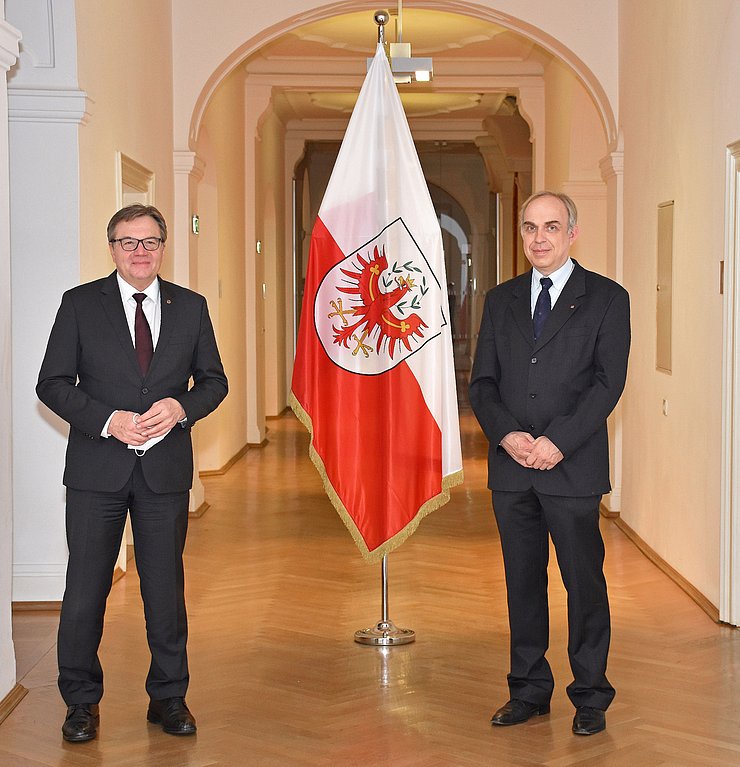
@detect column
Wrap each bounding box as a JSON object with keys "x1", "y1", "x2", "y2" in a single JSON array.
[
  {"x1": 0, "y1": 12, "x2": 20, "y2": 701},
  {"x1": 173, "y1": 150, "x2": 209, "y2": 513}
]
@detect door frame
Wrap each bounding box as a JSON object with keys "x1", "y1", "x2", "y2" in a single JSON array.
[{"x1": 720, "y1": 139, "x2": 740, "y2": 626}]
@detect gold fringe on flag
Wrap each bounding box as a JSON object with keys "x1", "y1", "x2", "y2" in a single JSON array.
[{"x1": 289, "y1": 392, "x2": 463, "y2": 563}]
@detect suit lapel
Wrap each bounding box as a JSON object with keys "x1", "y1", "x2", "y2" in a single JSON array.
[
  {"x1": 509, "y1": 272, "x2": 535, "y2": 346},
  {"x1": 99, "y1": 271, "x2": 141, "y2": 374},
  {"x1": 147, "y1": 278, "x2": 176, "y2": 378},
  {"x1": 533, "y1": 261, "x2": 587, "y2": 351}
]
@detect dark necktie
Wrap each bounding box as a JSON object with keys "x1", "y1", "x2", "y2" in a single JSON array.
[
  {"x1": 133, "y1": 293, "x2": 153, "y2": 375},
  {"x1": 533, "y1": 277, "x2": 553, "y2": 340}
]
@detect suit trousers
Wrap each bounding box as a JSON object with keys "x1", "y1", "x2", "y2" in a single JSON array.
[
  {"x1": 58, "y1": 458, "x2": 190, "y2": 704},
  {"x1": 492, "y1": 488, "x2": 615, "y2": 710}
]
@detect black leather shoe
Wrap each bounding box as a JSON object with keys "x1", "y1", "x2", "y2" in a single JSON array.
[
  {"x1": 572, "y1": 706, "x2": 606, "y2": 735},
  {"x1": 147, "y1": 697, "x2": 197, "y2": 735},
  {"x1": 491, "y1": 698, "x2": 550, "y2": 726},
  {"x1": 61, "y1": 703, "x2": 99, "y2": 742}
]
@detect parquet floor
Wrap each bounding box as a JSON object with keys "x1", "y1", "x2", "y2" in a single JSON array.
[{"x1": 3, "y1": 408, "x2": 740, "y2": 766}]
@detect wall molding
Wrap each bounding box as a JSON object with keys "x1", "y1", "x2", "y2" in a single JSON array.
[
  {"x1": 0, "y1": 19, "x2": 21, "y2": 71},
  {"x1": 720, "y1": 139, "x2": 740, "y2": 626},
  {"x1": 7, "y1": 86, "x2": 91, "y2": 124}
]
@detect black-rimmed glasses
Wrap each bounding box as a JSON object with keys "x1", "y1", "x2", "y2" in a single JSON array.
[{"x1": 109, "y1": 237, "x2": 163, "y2": 252}]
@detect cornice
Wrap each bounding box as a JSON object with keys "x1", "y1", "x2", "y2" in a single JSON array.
[
  {"x1": 0, "y1": 20, "x2": 21, "y2": 73},
  {"x1": 8, "y1": 87, "x2": 91, "y2": 124},
  {"x1": 599, "y1": 150, "x2": 624, "y2": 180},
  {"x1": 173, "y1": 150, "x2": 205, "y2": 181}
]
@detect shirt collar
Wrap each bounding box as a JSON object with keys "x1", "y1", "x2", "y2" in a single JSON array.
[
  {"x1": 532, "y1": 258, "x2": 574, "y2": 292},
  {"x1": 116, "y1": 273, "x2": 160, "y2": 303}
]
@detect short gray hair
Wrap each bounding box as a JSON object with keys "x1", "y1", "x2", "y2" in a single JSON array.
[{"x1": 519, "y1": 191, "x2": 578, "y2": 232}]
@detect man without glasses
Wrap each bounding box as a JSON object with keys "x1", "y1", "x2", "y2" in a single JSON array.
[{"x1": 470, "y1": 191, "x2": 630, "y2": 736}]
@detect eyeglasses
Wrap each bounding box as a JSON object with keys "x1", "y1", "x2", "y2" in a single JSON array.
[{"x1": 109, "y1": 237, "x2": 163, "y2": 252}]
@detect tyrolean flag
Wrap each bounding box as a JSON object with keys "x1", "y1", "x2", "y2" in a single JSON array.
[{"x1": 290, "y1": 43, "x2": 463, "y2": 562}]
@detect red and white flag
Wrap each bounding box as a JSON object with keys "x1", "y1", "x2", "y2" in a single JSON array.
[{"x1": 290, "y1": 43, "x2": 463, "y2": 562}]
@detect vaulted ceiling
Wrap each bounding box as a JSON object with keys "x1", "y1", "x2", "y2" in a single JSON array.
[{"x1": 243, "y1": 8, "x2": 548, "y2": 163}]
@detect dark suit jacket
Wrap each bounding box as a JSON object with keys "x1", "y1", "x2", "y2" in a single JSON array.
[
  {"x1": 37, "y1": 271, "x2": 228, "y2": 494},
  {"x1": 469, "y1": 261, "x2": 630, "y2": 497}
]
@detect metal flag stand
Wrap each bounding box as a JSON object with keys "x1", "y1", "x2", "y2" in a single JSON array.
[
  {"x1": 353, "y1": 12, "x2": 416, "y2": 649},
  {"x1": 354, "y1": 555, "x2": 415, "y2": 645}
]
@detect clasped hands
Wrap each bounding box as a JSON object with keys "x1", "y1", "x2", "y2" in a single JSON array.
[
  {"x1": 500, "y1": 431, "x2": 563, "y2": 471},
  {"x1": 107, "y1": 398, "x2": 185, "y2": 447}
]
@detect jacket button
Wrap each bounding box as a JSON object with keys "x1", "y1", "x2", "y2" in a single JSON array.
[
  {"x1": 141, "y1": 387, "x2": 149, "y2": 394},
  {"x1": 531, "y1": 357, "x2": 537, "y2": 364},
  {"x1": 530, "y1": 393, "x2": 536, "y2": 398},
  {"x1": 529, "y1": 425, "x2": 536, "y2": 430}
]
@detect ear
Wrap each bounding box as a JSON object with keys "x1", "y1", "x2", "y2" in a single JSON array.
[{"x1": 568, "y1": 225, "x2": 580, "y2": 244}]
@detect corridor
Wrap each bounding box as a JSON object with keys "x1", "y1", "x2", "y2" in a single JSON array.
[{"x1": 4, "y1": 411, "x2": 740, "y2": 766}]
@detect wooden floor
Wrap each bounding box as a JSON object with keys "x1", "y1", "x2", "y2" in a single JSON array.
[{"x1": 3, "y1": 408, "x2": 740, "y2": 766}]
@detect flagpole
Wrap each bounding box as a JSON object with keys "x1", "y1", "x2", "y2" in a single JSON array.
[
  {"x1": 354, "y1": 555, "x2": 415, "y2": 645},
  {"x1": 374, "y1": 9, "x2": 389, "y2": 45},
  {"x1": 353, "y1": 12, "x2": 416, "y2": 648}
]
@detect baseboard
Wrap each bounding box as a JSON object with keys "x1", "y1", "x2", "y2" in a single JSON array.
[
  {"x1": 611, "y1": 516, "x2": 720, "y2": 623},
  {"x1": 199, "y1": 444, "x2": 250, "y2": 477},
  {"x1": 0, "y1": 684, "x2": 28, "y2": 726},
  {"x1": 189, "y1": 501, "x2": 209, "y2": 518},
  {"x1": 599, "y1": 502, "x2": 620, "y2": 519},
  {"x1": 266, "y1": 407, "x2": 290, "y2": 420},
  {"x1": 11, "y1": 601, "x2": 61, "y2": 612}
]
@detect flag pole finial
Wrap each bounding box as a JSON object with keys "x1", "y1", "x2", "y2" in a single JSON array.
[{"x1": 374, "y1": 10, "x2": 389, "y2": 44}]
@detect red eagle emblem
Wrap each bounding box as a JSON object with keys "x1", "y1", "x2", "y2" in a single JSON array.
[{"x1": 332, "y1": 245, "x2": 428, "y2": 359}]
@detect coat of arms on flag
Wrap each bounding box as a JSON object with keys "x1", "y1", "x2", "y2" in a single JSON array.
[
  {"x1": 290, "y1": 42, "x2": 463, "y2": 563},
  {"x1": 316, "y1": 218, "x2": 446, "y2": 373}
]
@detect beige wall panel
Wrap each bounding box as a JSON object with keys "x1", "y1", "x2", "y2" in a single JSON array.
[
  {"x1": 198, "y1": 71, "x2": 248, "y2": 469},
  {"x1": 76, "y1": 1, "x2": 174, "y2": 282},
  {"x1": 619, "y1": 0, "x2": 740, "y2": 605}
]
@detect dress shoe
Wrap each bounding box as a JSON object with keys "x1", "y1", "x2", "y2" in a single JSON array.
[
  {"x1": 572, "y1": 706, "x2": 606, "y2": 735},
  {"x1": 491, "y1": 698, "x2": 550, "y2": 726},
  {"x1": 147, "y1": 696, "x2": 197, "y2": 735},
  {"x1": 61, "y1": 703, "x2": 99, "y2": 742}
]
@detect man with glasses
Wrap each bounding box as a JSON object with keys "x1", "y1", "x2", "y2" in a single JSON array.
[{"x1": 37, "y1": 204, "x2": 228, "y2": 742}]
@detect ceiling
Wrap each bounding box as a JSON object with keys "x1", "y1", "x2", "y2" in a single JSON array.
[{"x1": 245, "y1": 7, "x2": 549, "y2": 147}]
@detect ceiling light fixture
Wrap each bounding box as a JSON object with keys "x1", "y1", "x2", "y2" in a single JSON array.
[{"x1": 372, "y1": 4, "x2": 433, "y2": 84}]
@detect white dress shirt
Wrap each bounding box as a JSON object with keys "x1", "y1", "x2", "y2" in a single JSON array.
[
  {"x1": 102, "y1": 275, "x2": 162, "y2": 440},
  {"x1": 530, "y1": 258, "x2": 574, "y2": 316},
  {"x1": 116, "y1": 273, "x2": 161, "y2": 348}
]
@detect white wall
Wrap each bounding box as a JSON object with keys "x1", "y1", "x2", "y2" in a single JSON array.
[
  {"x1": 7, "y1": 0, "x2": 86, "y2": 601},
  {"x1": 0, "y1": 10, "x2": 21, "y2": 701}
]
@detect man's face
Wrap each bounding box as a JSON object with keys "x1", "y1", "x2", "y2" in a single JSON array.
[
  {"x1": 109, "y1": 215, "x2": 165, "y2": 290},
  {"x1": 520, "y1": 195, "x2": 579, "y2": 276}
]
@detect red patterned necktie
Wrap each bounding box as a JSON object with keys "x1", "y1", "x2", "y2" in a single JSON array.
[{"x1": 133, "y1": 293, "x2": 153, "y2": 375}]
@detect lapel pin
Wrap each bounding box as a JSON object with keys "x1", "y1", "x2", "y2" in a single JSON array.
[{"x1": 166, "y1": 299, "x2": 172, "y2": 304}]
